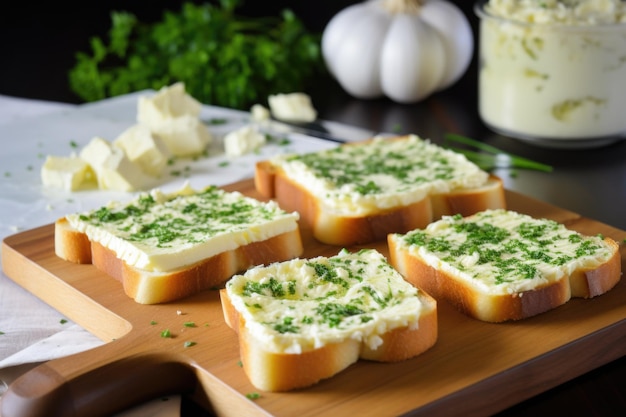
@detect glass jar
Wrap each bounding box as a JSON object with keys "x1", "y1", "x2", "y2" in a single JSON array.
[{"x1": 475, "y1": 0, "x2": 626, "y2": 148}]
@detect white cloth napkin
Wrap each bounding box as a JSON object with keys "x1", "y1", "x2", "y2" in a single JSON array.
[
  {"x1": 0, "y1": 94, "x2": 105, "y2": 380},
  {"x1": 0, "y1": 94, "x2": 171, "y2": 415}
]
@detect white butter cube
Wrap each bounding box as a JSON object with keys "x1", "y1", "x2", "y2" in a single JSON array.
[
  {"x1": 268, "y1": 92, "x2": 317, "y2": 123},
  {"x1": 138, "y1": 82, "x2": 202, "y2": 119},
  {"x1": 41, "y1": 155, "x2": 96, "y2": 191},
  {"x1": 114, "y1": 124, "x2": 171, "y2": 177},
  {"x1": 250, "y1": 104, "x2": 270, "y2": 122},
  {"x1": 145, "y1": 115, "x2": 211, "y2": 157},
  {"x1": 137, "y1": 82, "x2": 212, "y2": 157},
  {"x1": 224, "y1": 126, "x2": 267, "y2": 156},
  {"x1": 80, "y1": 137, "x2": 151, "y2": 192}
]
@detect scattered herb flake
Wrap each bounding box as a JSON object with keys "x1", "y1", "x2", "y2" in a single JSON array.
[
  {"x1": 246, "y1": 392, "x2": 261, "y2": 400},
  {"x1": 60, "y1": 319, "x2": 68, "y2": 325},
  {"x1": 150, "y1": 320, "x2": 157, "y2": 325},
  {"x1": 161, "y1": 329, "x2": 172, "y2": 338},
  {"x1": 183, "y1": 341, "x2": 196, "y2": 348},
  {"x1": 205, "y1": 117, "x2": 228, "y2": 125},
  {"x1": 183, "y1": 322, "x2": 196, "y2": 328}
]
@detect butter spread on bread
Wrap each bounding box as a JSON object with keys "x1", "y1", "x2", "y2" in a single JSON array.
[
  {"x1": 255, "y1": 135, "x2": 506, "y2": 245},
  {"x1": 220, "y1": 249, "x2": 437, "y2": 391},
  {"x1": 388, "y1": 209, "x2": 621, "y2": 322},
  {"x1": 56, "y1": 183, "x2": 303, "y2": 304}
]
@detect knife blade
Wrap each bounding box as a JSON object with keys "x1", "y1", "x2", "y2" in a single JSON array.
[{"x1": 264, "y1": 118, "x2": 349, "y2": 144}]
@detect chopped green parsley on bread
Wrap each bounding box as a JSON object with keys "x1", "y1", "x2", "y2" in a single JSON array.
[
  {"x1": 255, "y1": 135, "x2": 506, "y2": 246},
  {"x1": 55, "y1": 184, "x2": 303, "y2": 304},
  {"x1": 220, "y1": 249, "x2": 437, "y2": 391},
  {"x1": 388, "y1": 209, "x2": 622, "y2": 322}
]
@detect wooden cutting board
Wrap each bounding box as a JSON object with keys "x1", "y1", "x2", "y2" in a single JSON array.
[{"x1": 2, "y1": 179, "x2": 626, "y2": 417}]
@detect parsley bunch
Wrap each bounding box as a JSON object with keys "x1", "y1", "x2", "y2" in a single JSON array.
[{"x1": 69, "y1": 0, "x2": 325, "y2": 109}]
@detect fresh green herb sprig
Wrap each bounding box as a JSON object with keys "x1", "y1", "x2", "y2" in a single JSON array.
[
  {"x1": 444, "y1": 134, "x2": 553, "y2": 173},
  {"x1": 69, "y1": 0, "x2": 325, "y2": 109}
]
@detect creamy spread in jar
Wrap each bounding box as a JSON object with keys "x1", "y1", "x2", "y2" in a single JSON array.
[{"x1": 476, "y1": 0, "x2": 626, "y2": 145}]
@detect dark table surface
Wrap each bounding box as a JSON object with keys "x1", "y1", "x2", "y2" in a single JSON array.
[{"x1": 1, "y1": 1, "x2": 625, "y2": 416}]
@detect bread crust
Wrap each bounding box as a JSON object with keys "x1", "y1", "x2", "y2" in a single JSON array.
[
  {"x1": 568, "y1": 238, "x2": 621, "y2": 298},
  {"x1": 55, "y1": 217, "x2": 92, "y2": 264},
  {"x1": 220, "y1": 287, "x2": 437, "y2": 392},
  {"x1": 388, "y1": 231, "x2": 622, "y2": 323},
  {"x1": 254, "y1": 140, "x2": 506, "y2": 246},
  {"x1": 55, "y1": 217, "x2": 303, "y2": 304}
]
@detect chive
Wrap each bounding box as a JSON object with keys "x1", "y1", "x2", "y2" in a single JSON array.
[
  {"x1": 161, "y1": 329, "x2": 172, "y2": 338},
  {"x1": 444, "y1": 133, "x2": 553, "y2": 173},
  {"x1": 246, "y1": 392, "x2": 261, "y2": 400},
  {"x1": 183, "y1": 322, "x2": 196, "y2": 327}
]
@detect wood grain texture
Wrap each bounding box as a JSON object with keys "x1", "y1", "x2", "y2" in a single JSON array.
[{"x1": 2, "y1": 178, "x2": 625, "y2": 417}]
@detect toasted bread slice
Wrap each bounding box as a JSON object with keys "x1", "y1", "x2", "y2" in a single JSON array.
[
  {"x1": 220, "y1": 249, "x2": 437, "y2": 391},
  {"x1": 55, "y1": 184, "x2": 303, "y2": 304},
  {"x1": 388, "y1": 209, "x2": 621, "y2": 322},
  {"x1": 255, "y1": 135, "x2": 506, "y2": 246}
]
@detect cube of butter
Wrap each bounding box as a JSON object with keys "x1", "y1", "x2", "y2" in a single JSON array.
[
  {"x1": 141, "y1": 115, "x2": 211, "y2": 157},
  {"x1": 138, "y1": 82, "x2": 202, "y2": 119},
  {"x1": 114, "y1": 124, "x2": 171, "y2": 177},
  {"x1": 80, "y1": 137, "x2": 151, "y2": 192},
  {"x1": 250, "y1": 104, "x2": 270, "y2": 122},
  {"x1": 224, "y1": 126, "x2": 266, "y2": 156},
  {"x1": 137, "y1": 82, "x2": 212, "y2": 157},
  {"x1": 41, "y1": 155, "x2": 96, "y2": 191},
  {"x1": 268, "y1": 92, "x2": 317, "y2": 123}
]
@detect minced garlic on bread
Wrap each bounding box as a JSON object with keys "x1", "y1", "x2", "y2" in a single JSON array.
[
  {"x1": 388, "y1": 209, "x2": 622, "y2": 322},
  {"x1": 220, "y1": 248, "x2": 437, "y2": 392},
  {"x1": 255, "y1": 135, "x2": 506, "y2": 246},
  {"x1": 55, "y1": 184, "x2": 303, "y2": 304}
]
